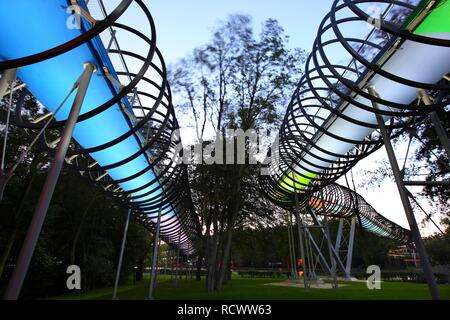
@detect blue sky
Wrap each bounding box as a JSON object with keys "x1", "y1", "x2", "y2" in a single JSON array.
[{"x1": 148, "y1": 0, "x2": 333, "y2": 65}]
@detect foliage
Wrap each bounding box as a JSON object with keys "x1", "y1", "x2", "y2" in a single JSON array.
[
  {"x1": 170, "y1": 14, "x2": 306, "y2": 292},
  {"x1": 232, "y1": 219, "x2": 402, "y2": 270},
  {"x1": 425, "y1": 218, "x2": 450, "y2": 265},
  {"x1": 0, "y1": 88, "x2": 153, "y2": 298}
]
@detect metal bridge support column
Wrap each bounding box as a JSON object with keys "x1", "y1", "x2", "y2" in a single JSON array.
[
  {"x1": 289, "y1": 214, "x2": 298, "y2": 279},
  {"x1": 112, "y1": 208, "x2": 132, "y2": 300},
  {"x1": 4, "y1": 63, "x2": 96, "y2": 300},
  {"x1": 287, "y1": 219, "x2": 293, "y2": 277},
  {"x1": 307, "y1": 208, "x2": 351, "y2": 279},
  {"x1": 322, "y1": 213, "x2": 338, "y2": 290},
  {"x1": 334, "y1": 219, "x2": 344, "y2": 253},
  {"x1": 304, "y1": 228, "x2": 316, "y2": 280},
  {"x1": 147, "y1": 208, "x2": 162, "y2": 300},
  {"x1": 286, "y1": 212, "x2": 297, "y2": 279},
  {"x1": 304, "y1": 228, "x2": 333, "y2": 275},
  {"x1": 294, "y1": 192, "x2": 309, "y2": 291},
  {"x1": 346, "y1": 217, "x2": 356, "y2": 277},
  {"x1": 155, "y1": 238, "x2": 161, "y2": 287},
  {"x1": 368, "y1": 85, "x2": 440, "y2": 300}
]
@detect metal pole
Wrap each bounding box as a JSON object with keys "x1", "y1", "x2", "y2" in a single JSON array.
[
  {"x1": 304, "y1": 228, "x2": 333, "y2": 275},
  {"x1": 346, "y1": 217, "x2": 356, "y2": 276},
  {"x1": 417, "y1": 89, "x2": 450, "y2": 158},
  {"x1": 288, "y1": 214, "x2": 298, "y2": 278},
  {"x1": 176, "y1": 233, "x2": 181, "y2": 287},
  {"x1": 155, "y1": 238, "x2": 162, "y2": 286},
  {"x1": 412, "y1": 246, "x2": 418, "y2": 268},
  {"x1": 304, "y1": 229, "x2": 316, "y2": 280},
  {"x1": 335, "y1": 219, "x2": 344, "y2": 253},
  {"x1": 170, "y1": 249, "x2": 173, "y2": 281},
  {"x1": 308, "y1": 233, "x2": 318, "y2": 279},
  {"x1": 147, "y1": 208, "x2": 162, "y2": 300},
  {"x1": 287, "y1": 221, "x2": 292, "y2": 275},
  {"x1": 112, "y1": 208, "x2": 131, "y2": 300},
  {"x1": 368, "y1": 85, "x2": 440, "y2": 300},
  {"x1": 303, "y1": 226, "x2": 311, "y2": 280},
  {"x1": 286, "y1": 213, "x2": 295, "y2": 278},
  {"x1": 322, "y1": 213, "x2": 338, "y2": 290},
  {"x1": 308, "y1": 208, "x2": 350, "y2": 278},
  {"x1": 294, "y1": 193, "x2": 309, "y2": 291},
  {"x1": 4, "y1": 63, "x2": 96, "y2": 300}
]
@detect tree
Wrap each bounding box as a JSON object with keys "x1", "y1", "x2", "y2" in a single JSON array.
[
  {"x1": 413, "y1": 105, "x2": 449, "y2": 217},
  {"x1": 0, "y1": 86, "x2": 48, "y2": 280},
  {"x1": 0, "y1": 87, "x2": 153, "y2": 298},
  {"x1": 170, "y1": 14, "x2": 306, "y2": 291},
  {"x1": 425, "y1": 218, "x2": 450, "y2": 265}
]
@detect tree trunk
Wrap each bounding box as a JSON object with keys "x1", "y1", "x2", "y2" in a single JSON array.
[
  {"x1": 217, "y1": 209, "x2": 238, "y2": 290},
  {"x1": 136, "y1": 257, "x2": 144, "y2": 282},
  {"x1": 217, "y1": 166, "x2": 243, "y2": 290},
  {"x1": 203, "y1": 207, "x2": 212, "y2": 287},
  {"x1": 207, "y1": 234, "x2": 218, "y2": 292},
  {"x1": 69, "y1": 198, "x2": 95, "y2": 265},
  {"x1": 195, "y1": 251, "x2": 203, "y2": 281},
  {"x1": 206, "y1": 207, "x2": 219, "y2": 292}
]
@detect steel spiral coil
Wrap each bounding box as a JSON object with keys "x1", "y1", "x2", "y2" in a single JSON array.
[
  {"x1": 261, "y1": 0, "x2": 449, "y2": 241},
  {"x1": 0, "y1": 0, "x2": 200, "y2": 254}
]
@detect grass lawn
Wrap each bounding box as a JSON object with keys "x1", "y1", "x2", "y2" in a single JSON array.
[{"x1": 50, "y1": 274, "x2": 450, "y2": 300}]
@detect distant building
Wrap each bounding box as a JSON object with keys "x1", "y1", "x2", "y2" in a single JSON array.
[{"x1": 388, "y1": 245, "x2": 420, "y2": 268}]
